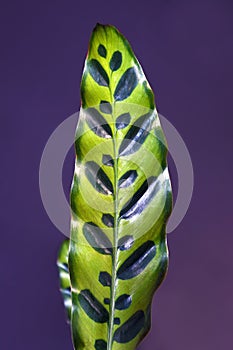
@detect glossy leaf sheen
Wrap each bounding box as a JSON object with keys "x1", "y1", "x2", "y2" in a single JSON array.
[
  {"x1": 85, "y1": 161, "x2": 113, "y2": 195},
  {"x1": 86, "y1": 108, "x2": 112, "y2": 138},
  {"x1": 87, "y1": 59, "x2": 109, "y2": 86},
  {"x1": 116, "y1": 112, "x2": 131, "y2": 129},
  {"x1": 119, "y1": 113, "x2": 153, "y2": 156},
  {"x1": 58, "y1": 24, "x2": 172, "y2": 350},
  {"x1": 117, "y1": 241, "x2": 156, "y2": 280},
  {"x1": 83, "y1": 222, "x2": 113, "y2": 255},
  {"x1": 78, "y1": 289, "x2": 109, "y2": 323},
  {"x1": 118, "y1": 170, "x2": 138, "y2": 188},
  {"x1": 120, "y1": 176, "x2": 160, "y2": 220},
  {"x1": 118, "y1": 235, "x2": 134, "y2": 251}
]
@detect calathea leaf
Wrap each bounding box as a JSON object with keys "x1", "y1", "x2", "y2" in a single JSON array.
[{"x1": 58, "y1": 24, "x2": 172, "y2": 350}]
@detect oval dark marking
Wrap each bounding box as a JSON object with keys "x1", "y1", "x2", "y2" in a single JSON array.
[
  {"x1": 104, "y1": 298, "x2": 110, "y2": 305},
  {"x1": 78, "y1": 289, "x2": 109, "y2": 323},
  {"x1": 87, "y1": 59, "x2": 109, "y2": 86},
  {"x1": 120, "y1": 176, "x2": 159, "y2": 220},
  {"x1": 102, "y1": 154, "x2": 114, "y2": 167},
  {"x1": 115, "y1": 294, "x2": 132, "y2": 310},
  {"x1": 100, "y1": 100, "x2": 112, "y2": 114},
  {"x1": 113, "y1": 310, "x2": 145, "y2": 343},
  {"x1": 119, "y1": 112, "x2": 154, "y2": 156},
  {"x1": 114, "y1": 317, "x2": 121, "y2": 325},
  {"x1": 114, "y1": 67, "x2": 137, "y2": 101},
  {"x1": 98, "y1": 44, "x2": 107, "y2": 58},
  {"x1": 86, "y1": 108, "x2": 112, "y2": 139},
  {"x1": 119, "y1": 170, "x2": 138, "y2": 188},
  {"x1": 110, "y1": 51, "x2": 122, "y2": 71},
  {"x1": 118, "y1": 235, "x2": 134, "y2": 251},
  {"x1": 99, "y1": 272, "x2": 111, "y2": 287},
  {"x1": 83, "y1": 222, "x2": 112, "y2": 255},
  {"x1": 116, "y1": 112, "x2": 131, "y2": 129},
  {"x1": 117, "y1": 241, "x2": 156, "y2": 280},
  {"x1": 102, "y1": 214, "x2": 114, "y2": 228},
  {"x1": 85, "y1": 161, "x2": 113, "y2": 195},
  {"x1": 95, "y1": 339, "x2": 107, "y2": 350}
]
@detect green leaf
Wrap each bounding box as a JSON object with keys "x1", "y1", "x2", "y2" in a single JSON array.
[
  {"x1": 58, "y1": 23, "x2": 172, "y2": 350},
  {"x1": 57, "y1": 239, "x2": 71, "y2": 322}
]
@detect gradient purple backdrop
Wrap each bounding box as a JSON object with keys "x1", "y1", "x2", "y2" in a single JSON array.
[{"x1": 1, "y1": 1, "x2": 233, "y2": 349}]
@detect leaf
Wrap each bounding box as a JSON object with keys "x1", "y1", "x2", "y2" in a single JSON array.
[
  {"x1": 59, "y1": 23, "x2": 172, "y2": 350},
  {"x1": 57, "y1": 240, "x2": 71, "y2": 322}
]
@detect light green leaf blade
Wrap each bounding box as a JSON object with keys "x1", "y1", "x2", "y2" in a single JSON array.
[{"x1": 60, "y1": 24, "x2": 173, "y2": 350}]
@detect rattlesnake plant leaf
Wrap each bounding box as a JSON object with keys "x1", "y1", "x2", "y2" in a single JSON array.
[{"x1": 58, "y1": 24, "x2": 172, "y2": 350}]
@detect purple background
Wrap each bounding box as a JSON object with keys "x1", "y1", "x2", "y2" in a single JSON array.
[{"x1": 1, "y1": 0, "x2": 233, "y2": 349}]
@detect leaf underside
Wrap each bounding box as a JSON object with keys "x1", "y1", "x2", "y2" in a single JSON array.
[{"x1": 57, "y1": 24, "x2": 172, "y2": 350}]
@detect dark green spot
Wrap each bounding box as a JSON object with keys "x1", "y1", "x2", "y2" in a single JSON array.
[
  {"x1": 85, "y1": 161, "x2": 113, "y2": 195},
  {"x1": 102, "y1": 154, "x2": 114, "y2": 167},
  {"x1": 119, "y1": 170, "x2": 137, "y2": 188},
  {"x1": 114, "y1": 317, "x2": 121, "y2": 325},
  {"x1": 100, "y1": 100, "x2": 112, "y2": 114},
  {"x1": 117, "y1": 241, "x2": 156, "y2": 280},
  {"x1": 113, "y1": 311, "x2": 145, "y2": 343},
  {"x1": 114, "y1": 67, "x2": 137, "y2": 101},
  {"x1": 87, "y1": 59, "x2": 109, "y2": 86},
  {"x1": 102, "y1": 214, "x2": 114, "y2": 228},
  {"x1": 95, "y1": 339, "x2": 107, "y2": 350},
  {"x1": 83, "y1": 222, "x2": 112, "y2": 255},
  {"x1": 110, "y1": 51, "x2": 122, "y2": 71},
  {"x1": 98, "y1": 44, "x2": 107, "y2": 58},
  {"x1": 99, "y1": 272, "x2": 111, "y2": 287},
  {"x1": 119, "y1": 112, "x2": 154, "y2": 156},
  {"x1": 120, "y1": 177, "x2": 159, "y2": 220},
  {"x1": 86, "y1": 108, "x2": 112, "y2": 139},
  {"x1": 116, "y1": 113, "x2": 131, "y2": 129},
  {"x1": 115, "y1": 294, "x2": 132, "y2": 310},
  {"x1": 78, "y1": 290, "x2": 109, "y2": 323},
  {"x1": 118, "y1": 235, "x2": 134, "y2": 251}
]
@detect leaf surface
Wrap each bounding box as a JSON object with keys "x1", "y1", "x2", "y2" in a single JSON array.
[{"x1": 58, "y1": 24, "x2": 172, "y2": 350}]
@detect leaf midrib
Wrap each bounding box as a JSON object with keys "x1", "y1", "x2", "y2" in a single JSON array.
[{"x1": 107, "y1": 84, "x2": 119, "y2": 349}]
